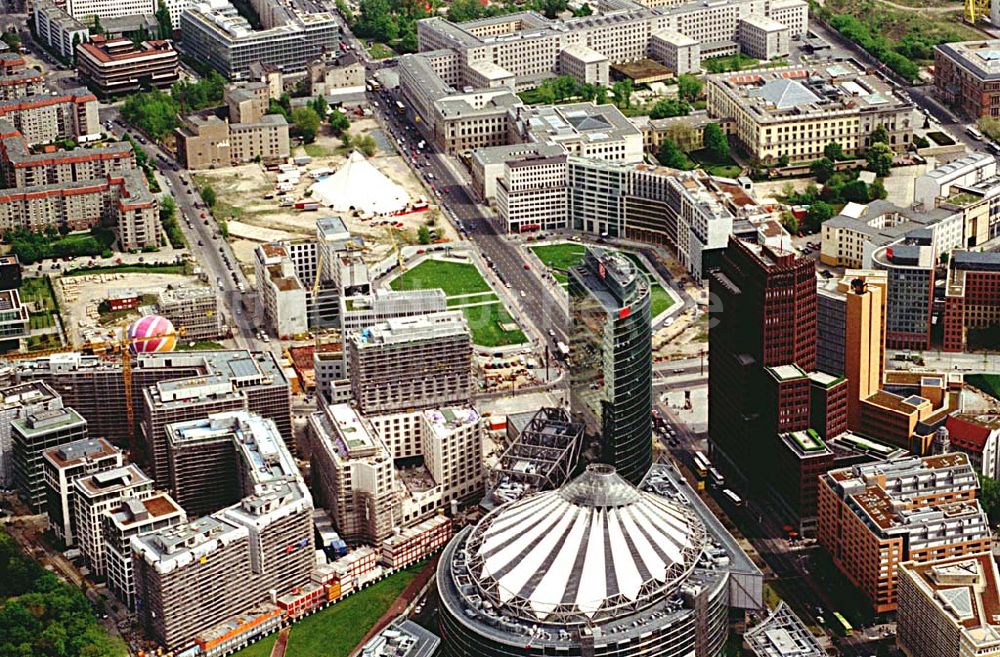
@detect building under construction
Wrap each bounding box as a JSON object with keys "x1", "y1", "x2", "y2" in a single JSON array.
[{"x1": 484, "y1": 407, "x2": 584, "y2": 509}]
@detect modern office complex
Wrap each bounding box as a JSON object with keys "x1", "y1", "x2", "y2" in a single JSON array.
[
  {"x1": 897, "y1": 552, "x2": 1000, "y2": 657},
  {"x1": 64, "y1": 0, "x2": 189, "y2": 26},
  {"x1": 706, "y1": 62, "x2": 913, "y2": 164},
  {"x1": 12, "y1": 405, "x2": 89, "y2": 512},
  {"x1": 437, "y1": 463, "x2": 761, "y2": 657},
  {"x1": 339, "y1": 289, "x2": 447, "y2": 334},
  {"x1": 943, "y1": 251, "x2": 1000, "y2": 352},
  {"x1": 510, "y1": 103, "x2": 645, "y2": 164},
  {"x1": 346, "y1": 312, "x2": 473, "y2": 415},
  {"x1": 870, "y1": 230, "x2": 937, "y2": 350},
  {"x1": 569, "y1": 247, "x2": 652, "y2": 485},
  {"x1": 42, "y1": 437, "x2": 122, "y2": 546},
  {"x1": 934, "y1": 40, "x2": 1000, "y2": 120},
  {"x1": 817, "y1": 454, "x2": 991, "y2": 612},
  {"x1": 133, "y1": 411, "x2": 314, "y2": 650},
  {"x1": 76, "y1": 37, "x2": 179, "y2": 96},
  {"x1": 103, "y1": 493, "x2": 187, "y2": 610},
  {"x1": 0, "y1": 381, "x2": 63, "y2": 488},
  {"x1": 180, "y1": 0, "x2": 339, "y2": 79}
]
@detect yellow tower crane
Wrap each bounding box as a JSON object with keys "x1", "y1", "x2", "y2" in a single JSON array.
[{"x1": 966, "y1": 0, "x2": 990, "y2": 24}]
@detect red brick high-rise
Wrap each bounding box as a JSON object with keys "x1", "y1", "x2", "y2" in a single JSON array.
[{"x1": 708, "y1": 237, "x2": 817, "y2": 490}]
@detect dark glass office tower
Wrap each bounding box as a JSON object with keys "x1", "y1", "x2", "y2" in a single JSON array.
[{"x1": 568, "y1": 247, "x2": 652, "y2": 485}]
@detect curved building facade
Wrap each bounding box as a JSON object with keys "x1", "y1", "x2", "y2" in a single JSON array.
[
  {"x1": 569, "y1": 247, "x2": 653, "y2": 485},
  {"x1": 437, "y1": 465, "x2": 730, "y2": 657}
]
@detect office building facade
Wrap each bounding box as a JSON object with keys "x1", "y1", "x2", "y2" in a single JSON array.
[
  {"x1": 569, "y1": 247, "x2": 652, "y2": 485},
  {"x1": 75, "y1": 464, "x2": 154, "y2": 575},
  {"x1": 12, "y1": 406, "x2": 89, "y2": 512}
]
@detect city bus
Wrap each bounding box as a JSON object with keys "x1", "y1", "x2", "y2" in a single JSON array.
[
  {"x1": 692, "y1": 451, "x2": 710, "y2": 479},
  {"x1": 395, "y1": 101, "x2": 406, "y2": 114},
  {"x1": 708, "y1": 467, "x2": 725, "y2": 489},
  {"x1": 967, "y1": 126, "x2": 984, "y2": 141},
  {"x1": 721, "y1": 489, "x2": 743, "y2": 507},
  {"x1": 832, "y1": 612, "x2": 853, "y2": 637}
]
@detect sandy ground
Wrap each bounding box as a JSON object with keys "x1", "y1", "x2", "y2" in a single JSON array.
[
  {"x1": 193, "y1": 118, "x2": 457, "y2": 270},
  {"x1": 55, "y1": 273, "x2": 203, "y2": 345}
]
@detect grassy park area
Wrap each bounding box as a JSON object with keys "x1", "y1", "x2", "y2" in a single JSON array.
[
  {"x1": 390, "y1": 258, "x2": 526, "y2": 346},
  {"x1": 234, "y1": 563, "x2": 425, "y2": 657},
  {"x1": 530, "y1": 242, "x2": 675, "y2": 317},
  {"x1": 689, "y1": 149, "x2": 742, "y2": 178},
  {"x1": 968, "y1": 374, "x2": 1000, "y2": 400}
]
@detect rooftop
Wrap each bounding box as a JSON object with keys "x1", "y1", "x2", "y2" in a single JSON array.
[
  {"x1": 42, "y1": 437, "x2": 118, "y2": 469},
  {"x1": 744, "y1": 602, "x2": 826, "y2": 657},
  {"x1": 352, "y1": 311, "x2": 469, "y2": 347}
]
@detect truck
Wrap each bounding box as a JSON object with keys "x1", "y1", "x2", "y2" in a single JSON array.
[{"x1": 556, "y1": 341, "x2": 569, "y2": 357}]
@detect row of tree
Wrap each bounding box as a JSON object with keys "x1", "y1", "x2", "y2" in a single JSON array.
[{"x1": 655, "y1": 123, "x2": 728, "y2": 170}]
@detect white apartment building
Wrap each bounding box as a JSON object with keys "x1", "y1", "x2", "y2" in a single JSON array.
[
  {"x1": 738, "y1": 15, "x2": 790, "y2": 61},
  {"x1": 0, "y1": 381, "x2": 63, "y2": 489},
  {"x1": 42, "y1": 437, "x2": 122, "y2": 546},
  {"x1": 74, "y1": 464, "x2": 154, "y2": 576},
  {"x1": 559, "y1": 44, "x2": 610, "y2": 86},
  {"x1": 648, "y1": 30, "x2": 700, "y2": 75}
]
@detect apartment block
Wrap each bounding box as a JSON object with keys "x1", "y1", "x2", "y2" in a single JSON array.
[
  {"x1": 945, "y1": 412, "x2": 1000, "y2": 480},
  {"x1": 0, "y1": 381, "x2": 62, "y2": 489},
  {"x1": 0, "y1": 50, "x2": 45, "y2": 101},
  {"x1": 943, "y1": 251, "x2": 1000, "y2": 352},
  {"x1": 103, "y1": 494, "x2": 186, "y2": 610},
  {"x1": 898, "y1": 553, "x2": 1000, "y2": 657},
  {"x1": 180, "y1": 0, "x2": 338, "y2": 79},
  {"x1": 706, "y1": 62, "x2": 912, "y2": 165},
  {"x1": 42, "y1": 437, "x2": 122, "y2": 546},
  {"x1": 157, "y1": 287, "x2": 223, "y2": 341},
  {"x1": 165, "y1": 415, "x2": 242, "y2": 518},
  {"x1": 817, "y1": 454, "x2": 990, "y2": 613},
  {"x1": 0, "y1": 88, "x2": 100, "y2": 145},
  {"x1": 74, "y1": 464, "x2": 154, "y2": 575},
  {"x1": 133, "y1": 411, "x2": 313, "y2": 650},
  {"x1": 64, "y1": 0, "x2": 187, "y2": 26},
  {"x1": 0, "y1": 126, "x2": 135, "y2": 189},
  {"x1": 346, "y1": 312, "x2": 473, "y2": 415},
  {"x1": 12, "y1": 406, "x2": 89, "y2": 512}
]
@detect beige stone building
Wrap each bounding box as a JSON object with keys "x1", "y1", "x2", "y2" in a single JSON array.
[
  {"x1": 706, "y1": 62, "x2": 913, "y2": 164},
  {"x1": 175, "y1": 113, "x2": 289, "y2": 170}
]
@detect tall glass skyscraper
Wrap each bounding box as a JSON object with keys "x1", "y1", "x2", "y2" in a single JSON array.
[{"x1": 568, "y1": 247, "x2": 652, "y2": 485}]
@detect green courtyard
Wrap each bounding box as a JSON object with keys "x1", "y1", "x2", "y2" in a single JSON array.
[
  {"x1": 233, "y1": 562, "x2": 425, "y2": 657},
  {"x1": 530, "y1": 242, "x2": 676, "y2": 317},
  {"x1": 389, "y1": 258, "x2": 526, "y2": 347}
]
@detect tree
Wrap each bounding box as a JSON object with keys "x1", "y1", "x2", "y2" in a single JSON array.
[
  {"x1": 418, "y1": 225, "x2": 431, "y2": 244},
  {"x1": 91, "y1": 16, "x2": 104, "y2": 35},
  {"x1": 291, "y1": 107, "x2": 321, "y2": 144},
  {"x1": 869, "y1": 179, "x2": 887, "y2": 200},
  {"x1": 572, "y1": 2, "x2": 593, "y2": 16},
  {"x1": 648, "y1": 98, "x2": 690, "y2": 119},
  {"x1": 810, "y1": 157, "x2": 835, "y2": 183},
  {"x1": 841, "y1": 179, "x2": 870, "y2": 203},
  {"x1": 780, "y1": 210, "x2": 799, "y2": 235},
  {"x1": 201, "y1": 185, "x2": 217, "y2": 208},
  {"x1": 870, "y1": 124, "x2": 890, "y2": 145},
  {"x1": 311, "y1": 95, "x2": 328, "y2": 120},
  {"x1": 119, "y1": 89, "x2": 180, "y2": 139},
  {"x1": 329, "y1": 110, "x2": 350, "y2": 135},
  {"x1": 657, "y1": 139, "x2": 692, "y2": 169},
  {"x1": 677, "y1": 74, "x2": 703, "y2": 102},
  {"x1": 777, "y1": 154, "x2": 789, "y2": 168},
  {"x1": 448, "y1": 0, "x2": 483, "y2": 22},
  {"x1": 594, "y1": 86, "x2": 608, "y2": 105},
  {"x1": 806, "y1": 200, "x2": 834, "y2": 227},
  {"x1": 979, "y1": 474, "x2": 1000, "y2": 522},
  {"x1": 1, "y1": 30, "x2": 21, "y2": 51},
  {"x1": 611, "y1": 80, "x2": 633, "y2": 109},
  {"x1": 978, "y1": 116, "x2": 1000, "y2": 143},
  {"x1": 866, "y1": 142, "x2": 893, "y2": 176},
  {"x1": 155, "y1": 0, "x2": 173, "y2": 38},
  {"x1": 398, "y1": 25, "x2": 419, "y2": 54},
  {"x1": 356, "y1": 134, "x2": 377, "y2": 157},
  {"x1": 823, "y1": 141, "x2": 845, "y2": 161},
  {"x1": 70, "y1": 33, "x2": 81, "y2": 63},
  {"x1": 356, "y1": 0, "x2": 398, "y2": 41},
  {"x1": 335, "y1": 0, "x2": 355, "y2": 25},
  {"x1": 703, "y1": 123, "x2": 728, "y2": 159}
]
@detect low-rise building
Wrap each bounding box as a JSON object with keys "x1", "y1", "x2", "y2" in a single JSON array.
[
  {"x1": 743, "y1": 602, "x2": 825, "y2": 657},
  {"x1": 706, "y1": 62, "x2": 913, "y2": 165},
  {"x1": 76, "y1": 37, "x2": 179, "y2": 96},
  {"x1": 175, "y1": 113, "x2": 290, "y2": 169},
  {"x1": 307, "y1": 53, "x2": 365, "y2": 95},
  {"x1": 857, "y1": 375, "x2": 961, "y2": 453},
  {"x1": 33, "y1": 0, "x2": 90, "y2": 63},
  {"x1": 817, "y1": 453, "x2": 991, "y2": 613},
  {"x1": 42, "y1": 437, "x2": 122, "y2": 546}
]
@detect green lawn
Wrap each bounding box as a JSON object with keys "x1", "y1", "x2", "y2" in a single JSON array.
[
  {"x1": 368, "y1": 43, "x2": 396, "y2": 60},
  {"x1": 29, "y1": 310, "x2": 55, "y2": 330},
  {"x1": 968, "y1": 374, "x2": 1000, "y2": 400},
  {"x1": 233, "y1": 563, "x2": 425, "y2": 657},
  {"x1": 703, "y1": 54, "x2": 788, "y2": 73},
  {"x1": 689, "y1": 149, "x2": 743, "y2": 178},
  {"x1": 303, "y1": 142, "x2": 336, "y2": 157},
  {"x1": 390, "y1": 259, "x2": 525, "y2": 346},
  {"x1": 650, "y1": 285, "x2": 674, "y2": 317},
  {"x1": 177, "y1": 340, "x2": 227, "y2": 351},
  {"x1": 19, "y1": 277, "x2": 57, "y2": 310}
]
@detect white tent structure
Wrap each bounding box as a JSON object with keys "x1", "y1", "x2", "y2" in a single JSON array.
[{"x1": 309, "y1": 151, "x2": 410, "y2": 215}]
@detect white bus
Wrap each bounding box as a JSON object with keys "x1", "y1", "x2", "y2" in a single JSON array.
[
  {"x1": 967, "y1": 126, "x2": 984, "y2": 141},
  {"x1": 556, "y1": 341, "x2": 570, "y2": 357},
  {"x1": 692, "y1": 451, "x2": 710, "y2": 478},
  {"x1": 708, "y1": 467, "x2": 725, "y2": 488},
  {"x1": 722, "y1": 489, "x2": 743, "y2": 507}
]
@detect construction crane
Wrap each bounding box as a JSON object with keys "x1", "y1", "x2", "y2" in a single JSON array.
[
  {"x1": 385, "y1": 227, "x2": 406, "y2": 272},
  {"x1": 121, "y1": 326, "x2": 186, "y2": 457},
  {"x1": 966, "y1": 0, "x2": 990, "y2": 23}
]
